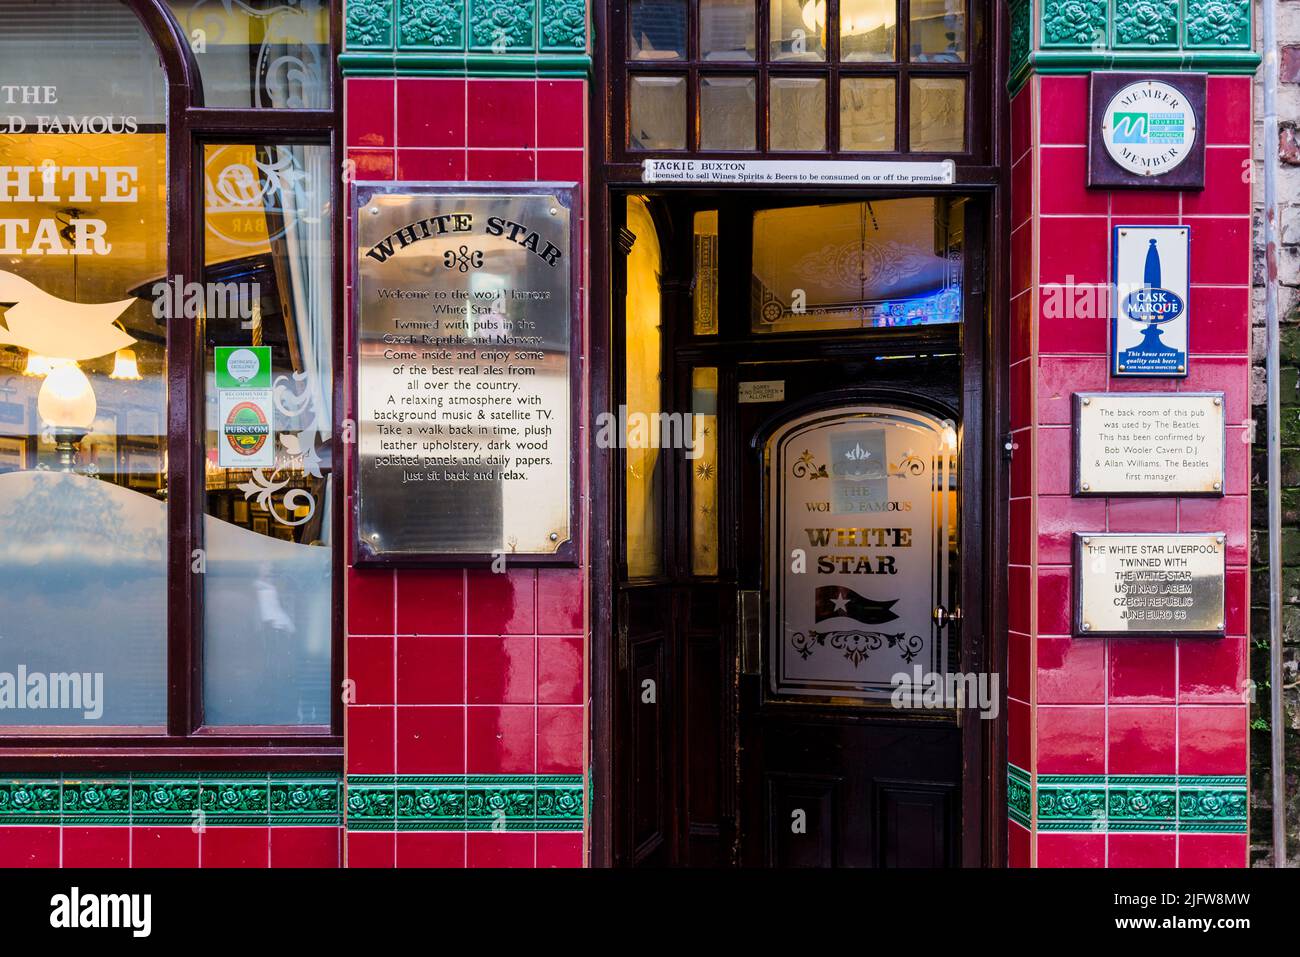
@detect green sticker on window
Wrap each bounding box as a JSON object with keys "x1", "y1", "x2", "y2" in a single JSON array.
[{"x1": 215, "y1": 346, "x2": 271, "y2": 390}]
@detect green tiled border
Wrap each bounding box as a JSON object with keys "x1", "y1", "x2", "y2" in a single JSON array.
[
  {"x1": 0, "y1": 773, "x2": 341, "y2": 827},
  {"x1": 347, "y1": 775, "x2": 585, "y2": 832},
  {"x1": 1009, "y1": 0, "x2": 1259, "y2": 95},
  {"x1": 343, "y1": 0, "x2": 590, "y2": 75},
  {"x1": 1007, "y1": 765, "x2": 1246, "y2": 833}
]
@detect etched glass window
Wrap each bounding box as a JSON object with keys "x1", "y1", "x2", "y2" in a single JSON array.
[
  {"x1": 751, "y1": 197, "x2": 964, "y2": 333},
  {"x1": 0, "y1": 0, "x2": 169, "y2": 726},
  {"x1": 765, "y1": 405, "x2": 958, "y2": 701}
]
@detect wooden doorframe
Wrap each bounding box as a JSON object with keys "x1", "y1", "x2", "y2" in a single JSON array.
[{"x1": 587, "y1": 2, "x2": 1013, "y2": 869}]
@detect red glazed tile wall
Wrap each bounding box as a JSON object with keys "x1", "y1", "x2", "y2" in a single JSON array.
[
  {"x1": 0, "y1": 826, "x2": 341, "y2": 869},
  {"x1": 343, "y1": 76, "x2": 589, "y2": 869},
  {"x1": 1007, "y1": 74, "x2": 1253, "y2": 868}
]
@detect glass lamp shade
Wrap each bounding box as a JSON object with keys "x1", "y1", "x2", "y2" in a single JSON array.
[
  {"x1": 38, "y1": 361, "x2": 97, "y2": 429},
  {"x1": 109, "y1": 348, "x2": 142, "y2": 380},
  {"x1": 22, "y1": 352, "x2": 54, "y2": 377}
]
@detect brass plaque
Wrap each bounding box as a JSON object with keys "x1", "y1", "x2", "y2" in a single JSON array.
[
  {"x1": 353, "y1": 184, "x2": 578, "y2": 564},
  {"x1": 1074, "y1": 533, "x2": 1225, "y2": 636},
  {"x1": 1074, "y1": 392, "x2": 1224, "y2": 496}
]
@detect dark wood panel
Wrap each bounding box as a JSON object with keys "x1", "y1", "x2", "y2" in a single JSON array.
[
  {"x1": 765, "y1": 774, "x2": 841, "y2": 868},
  {"x1": 876, "y1": 782, "x2": 956, "y2": 867}
]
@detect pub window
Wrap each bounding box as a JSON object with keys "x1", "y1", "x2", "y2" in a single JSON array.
[
  {"x1": 0, "y1": 0, "x2": 338, "y2": 746},
  {"x1": 622, "y1": 0, "x2": 977, "y2": 156}
]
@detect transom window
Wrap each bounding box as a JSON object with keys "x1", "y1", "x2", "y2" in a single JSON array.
[{"x1": 622, "y1": 0, "x2": 976, "y2": 156}]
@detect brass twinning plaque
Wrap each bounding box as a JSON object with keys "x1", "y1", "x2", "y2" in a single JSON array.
[
  {"x1": 353, "y1": 185, "x2": 578, "y2": 563},
  {"x1": 1074, "y1": 533, "x2": 1225, "y2": 636},
  {"x1": 1074, "y1": 392, "x2": 1225, "y2": 496}
]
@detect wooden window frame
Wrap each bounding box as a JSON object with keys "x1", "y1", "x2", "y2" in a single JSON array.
[
  {"x1": 0, "y1": 0, "x2": 343, "y2": 772},
  {"x1": 618, "y1": 0, "x2": 988, "y2": 161}
]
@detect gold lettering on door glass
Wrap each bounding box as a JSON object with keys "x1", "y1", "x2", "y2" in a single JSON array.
[{"x1": 766, "y1": 405, "x2": 958, "y2": 701}]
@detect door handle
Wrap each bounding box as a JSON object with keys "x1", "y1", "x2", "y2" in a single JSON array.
[
  {"x1": 737, "y1": 589, "x2": 761, "y2": 676},
  {"x1": 932, "y1": 605, "x2": 962, "y2": 630}
]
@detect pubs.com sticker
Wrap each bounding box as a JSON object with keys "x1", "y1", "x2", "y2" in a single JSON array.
[{"x1": 218, "y1": 389, "x2": 274, "y2": 467}]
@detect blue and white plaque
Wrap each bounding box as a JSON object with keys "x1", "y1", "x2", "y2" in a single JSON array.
[{"x1": 1112, "y1": 225, "x2": 1190, "y2": 377}]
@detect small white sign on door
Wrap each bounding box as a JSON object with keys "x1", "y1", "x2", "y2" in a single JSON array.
[{"x1": 739, "y1": 380, "x2": 785, "y2": 403}]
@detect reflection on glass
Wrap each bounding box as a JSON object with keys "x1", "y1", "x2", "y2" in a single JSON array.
[
  {"x1": 702, "y1": 0, "x2": 756, "y2": 59},
  {"x1": 629, "y1": 75, "x2": 687, "y2": 150},
  {"x1": 700, "y1": 76, "x2": 757, "y2": 150},
  {"x1": 840, "y1": 0, "x2": 896, "y2": 61},
  {"x1": 909, "y1": 76, "x2": 966, "y2": 152},
  {"x1": 0, "y1": 0, "x2": 168, "y2": 726},
  {"x1": 910, "y1": 0, "x2": 966, "y2": 62},
  {"x1": 770, "y1": 0, "x2": 827, "y2": 60},
  {"x1": 693, "y1": 211, "x2": 720, "y2": 335},
  {"x1": 840, "y1": 77, "x2": 896, "y2": 151},
  {"x1": 201, "y1": 143, "x2": 333, "y2": 726},
  {"x1": 629, "y1": 0, "x2": 687, "y2": 59},
  {"x1": 751, "y1": 197, "x2": 964, "y2": 333},
  {"x1": 769, "y1": 77, "x2": 826, "y2": 151},
  {"x1": 625, "y1": 197, "x2": 664, "y2": 577},
  {"x1": 166, "y1": 0, "x2": 331, "y2": 108},
  {"x1": 691, "y1": 368, "x2": 719, "y2": 576}
]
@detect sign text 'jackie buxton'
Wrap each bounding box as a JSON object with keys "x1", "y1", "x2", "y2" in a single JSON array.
[{"x1": 364, "y1": 213, "x2": 565, "y2": 268}]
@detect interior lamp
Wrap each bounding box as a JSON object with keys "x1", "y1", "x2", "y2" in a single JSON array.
[
  {"x1": 109, "y1": 347, "x2": 142, "y2": 380},
  {"x1": 37, "y1": 358, "x2": 97, "y2": 470},
  {"x1": 22, "y1": 352, "x2": 53, "y2": 376}
]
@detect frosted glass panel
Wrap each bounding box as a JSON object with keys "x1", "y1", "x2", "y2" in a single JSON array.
[
  {"x1": 700, "y1": 76, "x2": 757, "y2": 150},
  {"x1": 841, "y1": 0, "x2": 896, "y2": 61},
  {"x1": 840, "y1": 77, "x2": 896, "y2": 151},
  {"x1": 629, "y1": 75, "x2": 687, "y2": 150},
  {"x1": 911, "y1": 0, "x2": 966, "y2": 62},
  {"x1": 909, "y1": 76, "x2": 966, "y2": 152},
  {"x1": 701, "y1": 0, "x2": 756, "y2": 60},
  {"x1": 769, "y1": 77, "x2": 826, "y2": 151},
  {"x1": 770, "y1": 0, "x2": 827, "y2": 60},
  {"x1": 629, "y1": 0, "x2": 687, "y2": 59},
  {"x1": 624, "y1": 197, "x2": 664, "y2": 578}
]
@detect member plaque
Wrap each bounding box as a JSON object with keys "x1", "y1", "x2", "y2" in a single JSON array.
[
  {"x1": 1074, "y1": 533, "x2": 1225, "y2": 637},
  {"x1": 1073, "y1": 392, "x2": 1225, "y2": 496},
  {"x1": 352, "y1": 184, "x2": 579, "y2": 564}
]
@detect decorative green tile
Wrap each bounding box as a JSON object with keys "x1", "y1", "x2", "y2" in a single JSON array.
[
  {"x1": 539, "y1": 0, "x2": 586, "y2": 51},
  {"x1": 1007, "y1": 764, "x2": 1032, "y2": 828},
  {"x1": 131, "y1": 777, "x2": 202, "y2": 826},
  {"x1": 1113, "y1": 0, "x2": 1179, "y2": 48},
  {"x1": 0, "y1": 779, "x2": 61, "y2": 824},
  {"x1": 469, "y1": 0, "x2": 537, "y2": 52},
  {"x1": 396, "y1": 777, "x2": 466, "y2": 830},
  {"x1": 1037, "y1": 778, "x2": 1107, "y2": 831},
  {"x1": 1178, "y1": 781, "x2": 1248, "y2": 832},
  {"x1": 200, "y1": 777, "x2": 270, "y2": 826},
  {"x1": 346, "y1": 778, "x2": 397, "y2": 831},
  {"x1": 1040, "y1": 0, "x2": 1108, "y2": 48},
  {"x1": 347, "y1": 774, "x2": 584, "y2": 832},
  {"x1": 347, "y1": 0, "x2": 396, "y2": 50},
  {"x1": 399, "y1": 0, "x2": 466, "y2": 51},
  {"x1": 62, "y1": 779, "x2": 131, "y2": 825},
  {"x1": 1009, "y1": 0, "x2": 1033, "y2": 79},
  {"x1": 1107, "y1": 777, "x2": 1177, "y2": 831},
  {"x1": 1184, "y1": 0, "x2": 1252, "y2": 48},
  {"x1": 269, "y1": 778, "x2": 342, "y2": 826}
]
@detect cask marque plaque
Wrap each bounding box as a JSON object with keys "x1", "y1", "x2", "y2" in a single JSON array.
[
  {"x1": 1074, "y1": 533, "x2": 1225, "y2": 637},
  {"x1": 352, "y1": 183, "x2": 579, "y2": 564}
]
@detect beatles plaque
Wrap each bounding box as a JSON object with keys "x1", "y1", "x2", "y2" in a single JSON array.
[
  {"x1": 1073, "y1": 392, "x2": 1225, "y2": 496},
  {"x1": 1074, "y1": 533, "x2": 1225, "y2": 637},
  {"x1": 352, "y1": 184, "x2": 579, "y2": 564}
]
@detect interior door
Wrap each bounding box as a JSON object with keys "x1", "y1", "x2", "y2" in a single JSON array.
[{"x1": 734, "y1": 357, "x2": 964, "y2": 868}]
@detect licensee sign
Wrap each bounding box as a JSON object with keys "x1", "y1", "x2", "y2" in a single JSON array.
[
  {"x1": 352, "y1": 183, "x2": 579, "y2": 564},
  {"x1": 1074, "y1": 533, "x2": 1225, "y2": 637},
  {"x1": 1073, "y1": 392, "x2": 1224, "y2": 496},
  {"x1": 1112, "y1": 225, "x2": 1190, "y2": 377}
]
